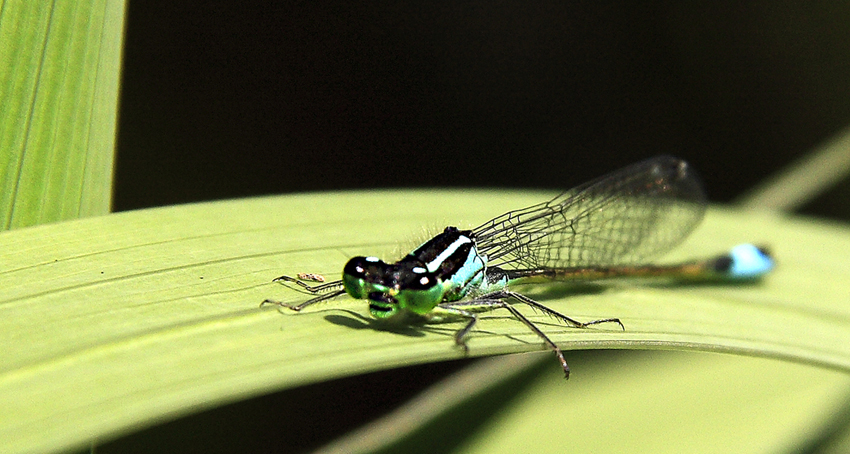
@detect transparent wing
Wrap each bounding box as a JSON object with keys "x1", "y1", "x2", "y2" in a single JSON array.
[{"x1": 472, "y1": 156, "x2": 707, "y2": 269}]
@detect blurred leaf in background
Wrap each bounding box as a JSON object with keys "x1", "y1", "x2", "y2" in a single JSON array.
[{"x1": 0, "y1": 0, "x2": 123, "y2": 230}]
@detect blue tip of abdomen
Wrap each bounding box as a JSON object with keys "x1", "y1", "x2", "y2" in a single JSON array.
[{"x1": 715, "y1": 244, "x2": 775, "y2": 279}]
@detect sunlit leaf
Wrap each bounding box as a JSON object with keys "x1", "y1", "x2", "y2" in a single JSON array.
[{"x1": 0, "y1": 190, "x2": 847, "y2": 453}]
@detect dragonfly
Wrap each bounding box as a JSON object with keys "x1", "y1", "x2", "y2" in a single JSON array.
[{"x1": 261, "y1": 156, "x2": 774, "y2": 378}]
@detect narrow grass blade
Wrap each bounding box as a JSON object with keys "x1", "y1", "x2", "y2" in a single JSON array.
[{"x1": 0, "y1": 0, "x2": 124, "y2": 229}]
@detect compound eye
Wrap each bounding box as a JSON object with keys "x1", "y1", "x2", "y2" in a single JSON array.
[
  {"x1": 342, "y1": 256, "x2": 387, "y2": 300},
  {"x1": 343, "y1": 256, "x2": 383, "y2": 279},
  {"x1": 406, "y1": 266, "x2": 436, "y2": 291}
]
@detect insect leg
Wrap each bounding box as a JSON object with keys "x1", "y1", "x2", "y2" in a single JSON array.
[
  {"x1": 440, "y1": 298, "x2": 573, "y2": 378},
  {"x1": 478, "y1": 290, "x2": 625, "y2": 330},
  {"x1": 261, "y1": 289, "x2": 347, "y2": 311},
  {"x1": 425, "y1": 306, "x2": 479, "y2": 353}
]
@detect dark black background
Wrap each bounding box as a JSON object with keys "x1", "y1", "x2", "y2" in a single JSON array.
[
  {"x1": 104, "y1": 1, "x2": 850, "y2": 452},
  {"x1": 115, "y1": 1, "x2": 850, "y2": 218}
]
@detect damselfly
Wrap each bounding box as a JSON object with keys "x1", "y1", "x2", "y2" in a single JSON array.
[{"x1": 262, "y1": 156, "x2": 773, "y2": 378}]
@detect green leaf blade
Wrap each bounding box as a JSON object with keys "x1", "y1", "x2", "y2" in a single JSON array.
[
  {"x1": 0, "y1": 0, "x2": 124, "y2": 230},
  {"x1": 0, "y1": 190, "x2": 847, "y2": 453},
  {"x1": 457, "y1": 352, "x2": 850, "y2": 454}
]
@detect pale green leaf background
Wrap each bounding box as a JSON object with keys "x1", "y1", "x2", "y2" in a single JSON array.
[{"x1": 2, "y1": 191, "x2": 850, "y2": 453}]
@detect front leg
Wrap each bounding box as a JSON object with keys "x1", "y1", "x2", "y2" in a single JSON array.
[{"x1": 272, "y1": 275, "x2": 345, "y2": 295}]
